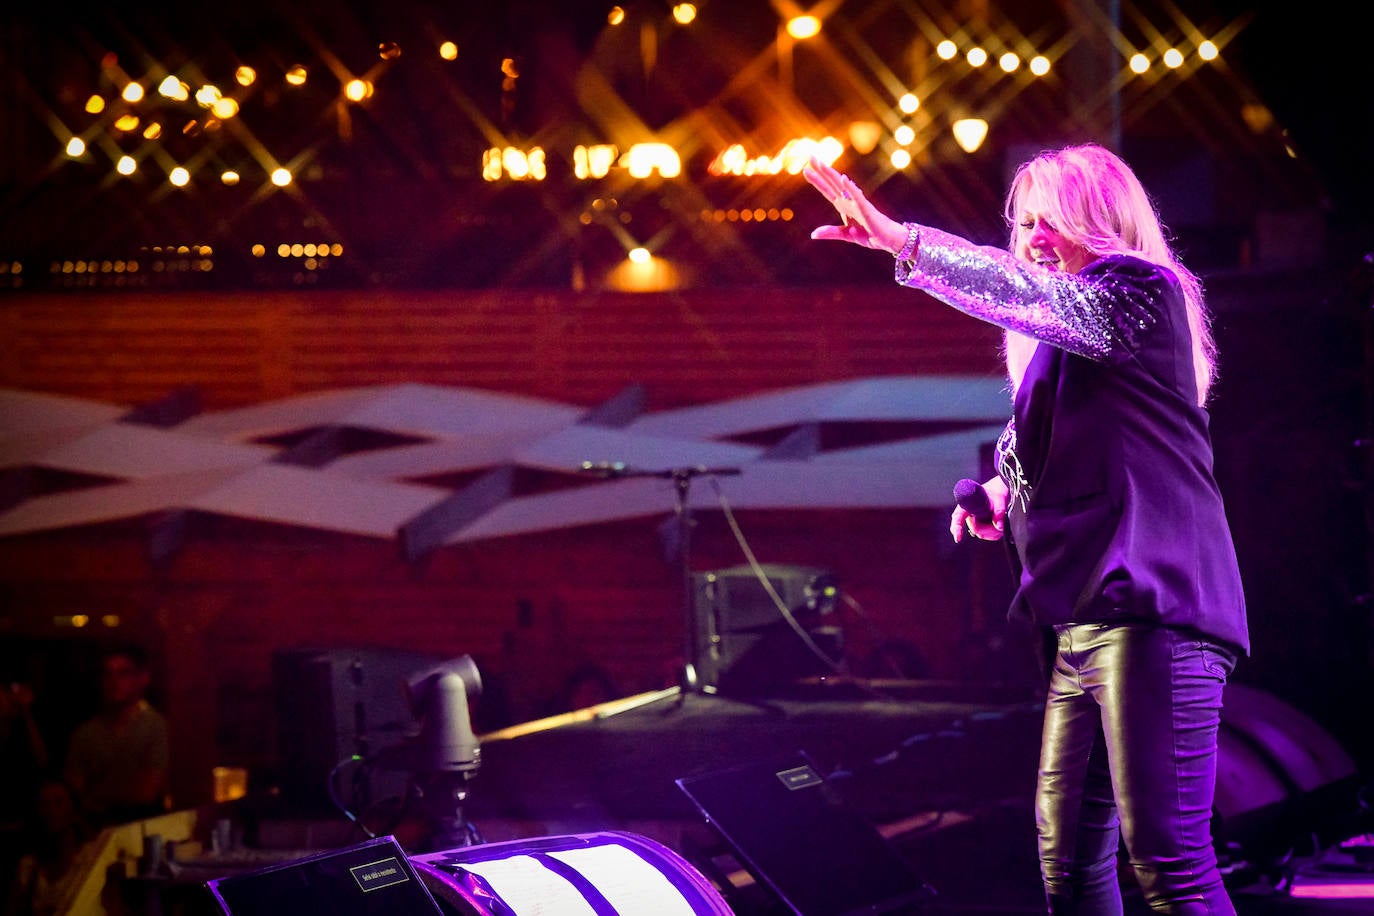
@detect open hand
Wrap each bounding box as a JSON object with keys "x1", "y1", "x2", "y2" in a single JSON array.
[{"x1": 802, "y1": 156, "x2": 907, "y2": 253}]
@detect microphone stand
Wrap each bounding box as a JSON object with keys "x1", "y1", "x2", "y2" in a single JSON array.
[{"x1": 579, "y1": 462, "x2": 781, "y2": 716}]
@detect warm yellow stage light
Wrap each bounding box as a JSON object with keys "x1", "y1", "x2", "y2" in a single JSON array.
[
  {"x1": 345, "y1": 79, "x2": 372, "y2": 102},
  {"x1": 1129, "y1": 53, "x2": 1149, "y2": 74},
  {"x1": 236, "y1": 66, "x2": 257, "y2": 86},
  {"x1": 143, "y1": 123, "x2": 162, "y2": 139},
  {"x1": 966, "y1": 47, "x2": 988, "y2": 67},
  {"x1": 286, "y1": 65, "x2": 308, "y2": 86},
  {"x1": 1198, "y1": 40, "x2": 1218, "y2": 61},
  {"x1": 628, "y1": 247, "x2": 651, "y2": 264},
  {"x1": 999, "y1": 52, "x2": 1020, "y2": 72},
  {"x1": 212, "y1": 98, "x2": 239, "y2": 118},
  {"x1": 195, "y1": 85, "x2": 222, "y2": 107},
  {"x1": 672, "y1": 3, "x2": 696, "y2": 25},
  {"x1": 848, "y1": 121, "x2": 882, "y2": 154},
  {"x1": 708, "y1": 137, "x2": 836, "y2": 176},
  {"x1": 271, "y1": 168, "x2": 292, "y2": 186},
  {"x1": 890, "y1": 149, "x2": 912, "y2": 169},
  {"x1": 575, "y1": 144, "x2": 619, "y2": 179},
  {"x1": 1163, "y1": 48, "x2": 1184, "y2": 69},
  {"x1": 117, "y1": 156, "x2": 136, "y2": 175},
  {"x1": 1240, "y1": 103, "x2": 1274, "y2": 134},
  {"x1": 379, "y1": 41, "x2": 402, "y2": 60},
  {"x1": 786, "y1": 15, "x2": 821, "y2": 40},
  {"x1": 1030, "y1": 55, "x2": 1051, "y2": 76},
  {"x1": 169, "y1": 167, "x2": 190, "y2": 186},
  {"x1": 221, "y1": 170, "x2": 240, "y2": 185},
  {"x1": 65, "y1": 137, "x2": 86, "y2": 157},
  {"x1": 114, "y1": 114, "x2": 140, "y2": 131},
  {"x1": 608, "y1": 254, "x2": 680, "y2": 292},
  {"x1": 85, "y1": 95, "x2": 105, "y2": 114},
  {"x1": 623, "y1": 143, "x2": 681, "y2": 178},
  {"x1": 952, "y1": 118, "x2": 989, "y2": 153},
  {"x1": 894, "y1": 125, "x2": 915, "y2": 146},
  {"x1": 484, "y1": 147, "x2": 548, "y2": 181},
  {"x1": 439, "y1": 41, "x2": 458, "y2": 60},
  {"x1": 936, "y1": 40, "x2": 957, "y2": 60},
  {"x1": 122, "y1": 82, "x2": 144, "y2": 103},
  {"x1": 898, "y1": 93, "x2": 919, "y2": 114},
  {"x1": 158, "y1": 76, "x2": 189, "y2": 100},
  {"x1": 608, "y1": 6, "x2": 625, "y2": 26}
]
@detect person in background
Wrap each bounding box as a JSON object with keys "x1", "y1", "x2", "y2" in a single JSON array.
[
  {"x1": 804, "y1": 145, "x2": 1248, "y2": 916},
  {"x1": 3, "y1": 777, "x2": 94, "y2": 916},
  {"x1": 62, "y1": 645, "x2": 170, "y2": 827},
  {"x1": 0, "y1": 681, "x2": 52, "y2": 910}
]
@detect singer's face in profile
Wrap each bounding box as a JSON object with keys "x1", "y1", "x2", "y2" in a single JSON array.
[{"x1": 1013, "y1": 184, "x2": 1094, "y2": 275}]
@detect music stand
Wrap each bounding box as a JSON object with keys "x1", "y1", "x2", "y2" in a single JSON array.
[{"x1": 579, "y1": 462, "x2": 779, "y2": 715}]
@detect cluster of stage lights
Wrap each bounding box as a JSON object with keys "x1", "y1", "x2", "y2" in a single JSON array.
[
  {"x1": 46, "y1": 5, "x2": 1230, "y2": 285},
  {"x1": 53, "y1": 614, "x2": 123, "y2": 629},
  {"x1": 35, "y1": 240, "x2": 344, "y2": 290},
  {"x1": 59, "y1": 5, "x2": 1228, "y2": 189},
  {"x1": 43, "y1": 245, "x2": 218, "y2": 289},
  {"x1": 255, "y1": 241, "x2": 345, "y2": 275}
]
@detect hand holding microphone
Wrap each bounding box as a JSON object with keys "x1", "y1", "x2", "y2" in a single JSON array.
[{"x1": 950, "y1": 477, "x2": 1007, "y2": 543}]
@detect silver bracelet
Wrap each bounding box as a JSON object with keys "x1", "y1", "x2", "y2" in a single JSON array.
[{"x1": 895, "y1": 222, "x2": 920, "y2": 262}]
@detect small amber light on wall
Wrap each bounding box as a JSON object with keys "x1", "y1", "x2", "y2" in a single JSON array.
[{"x1": 213, "y1": 766, "x2": 249, "y2": 803}]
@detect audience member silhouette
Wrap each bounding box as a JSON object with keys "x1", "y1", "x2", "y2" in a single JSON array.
[
  {"x1": 62, "y1": 645, "x2": 170, "y2": 827},
  {"x1": 3, "y1": 777, "x2": 94, "y2": 916},
  {"x1": 0, "y1": 682, "x2": 53, "y2": 911}
]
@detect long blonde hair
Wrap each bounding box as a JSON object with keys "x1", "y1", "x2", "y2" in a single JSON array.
[{"x1": 1001, "y1": 144, "x2": 1215, "y2": 407}]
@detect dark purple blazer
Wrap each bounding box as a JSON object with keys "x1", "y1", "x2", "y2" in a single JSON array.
[{"x1": 1002, "y1": 255, "x2": 1249, "y2": 655}]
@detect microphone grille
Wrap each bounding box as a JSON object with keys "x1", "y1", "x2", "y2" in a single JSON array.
[{"x1": 952, "y1": 478, "x2": 981, "y2": 500}]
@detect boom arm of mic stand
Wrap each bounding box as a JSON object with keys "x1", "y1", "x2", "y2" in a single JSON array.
[{"x1": 578, "y1": 461, "x2": 743, "y2": 481}]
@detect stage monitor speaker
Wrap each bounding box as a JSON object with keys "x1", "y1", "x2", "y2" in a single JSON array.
[
  {"x1": 676, "y1": 750, "x2": 936, "y2": 915},
  {"x1": 691, "y1": 564, "x2": 843, "y2": 695},
  {"x1": 411, "y1": 830, "x2": 734, "y2": 916},
  {"x1": 272, "y1": 646, "x2": 445, "y2": 815},
  {"x1": 206, "y1": 835, "x2": 444, "y2": 916},
  {"x1": 1215, "y1": 682, "x2": 1361, "y2": 857}
]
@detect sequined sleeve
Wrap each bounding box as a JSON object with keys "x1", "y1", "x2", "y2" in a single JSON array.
[{"x1": 894, "y1": 224, "x2": 1164, "y2": 360}]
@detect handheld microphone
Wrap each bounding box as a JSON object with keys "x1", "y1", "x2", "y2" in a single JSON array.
[{"x1": 953, "y1": 478, "x2": 994, "y2": 524}]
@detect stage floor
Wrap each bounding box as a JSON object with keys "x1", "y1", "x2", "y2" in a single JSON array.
[{"x1": 442, "y1": 678, "x2": 1371, "y2": 916}]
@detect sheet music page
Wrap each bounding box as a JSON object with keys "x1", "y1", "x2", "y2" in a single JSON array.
[
  {"x1": 459, "y1": 855, "x2": 599, "y2": 916},
  {"x1": 548, "y1": 844, "x2": 697, "y2": 916}
]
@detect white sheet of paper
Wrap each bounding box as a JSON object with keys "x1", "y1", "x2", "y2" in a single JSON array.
[
  {"x1": 548, "y1": 844, "x2": 697, "y2": 916},
  {"x1": 460, "y1": 855, "x2": 598, "y2": 916}
]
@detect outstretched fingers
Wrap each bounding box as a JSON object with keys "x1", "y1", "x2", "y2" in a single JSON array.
[{"x1": 802, "y1": 156, "x2": 840, "y2": 197}]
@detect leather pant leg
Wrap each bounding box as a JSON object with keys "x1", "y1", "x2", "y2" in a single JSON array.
[
  {"x1": 1038, "y1": 627, "x2": 1126, "y2": 916},
  {"x1": 1036, "y1": 623, "x2": 1237, "y2": 916}
]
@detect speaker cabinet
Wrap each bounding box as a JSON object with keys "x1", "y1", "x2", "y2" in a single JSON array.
[
  {"x1": 272, "y1": 646, "x2": 444, "y2": 815},
  {"x1": 690, "y1": 564, "x2": 843, "y2": 695}
]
